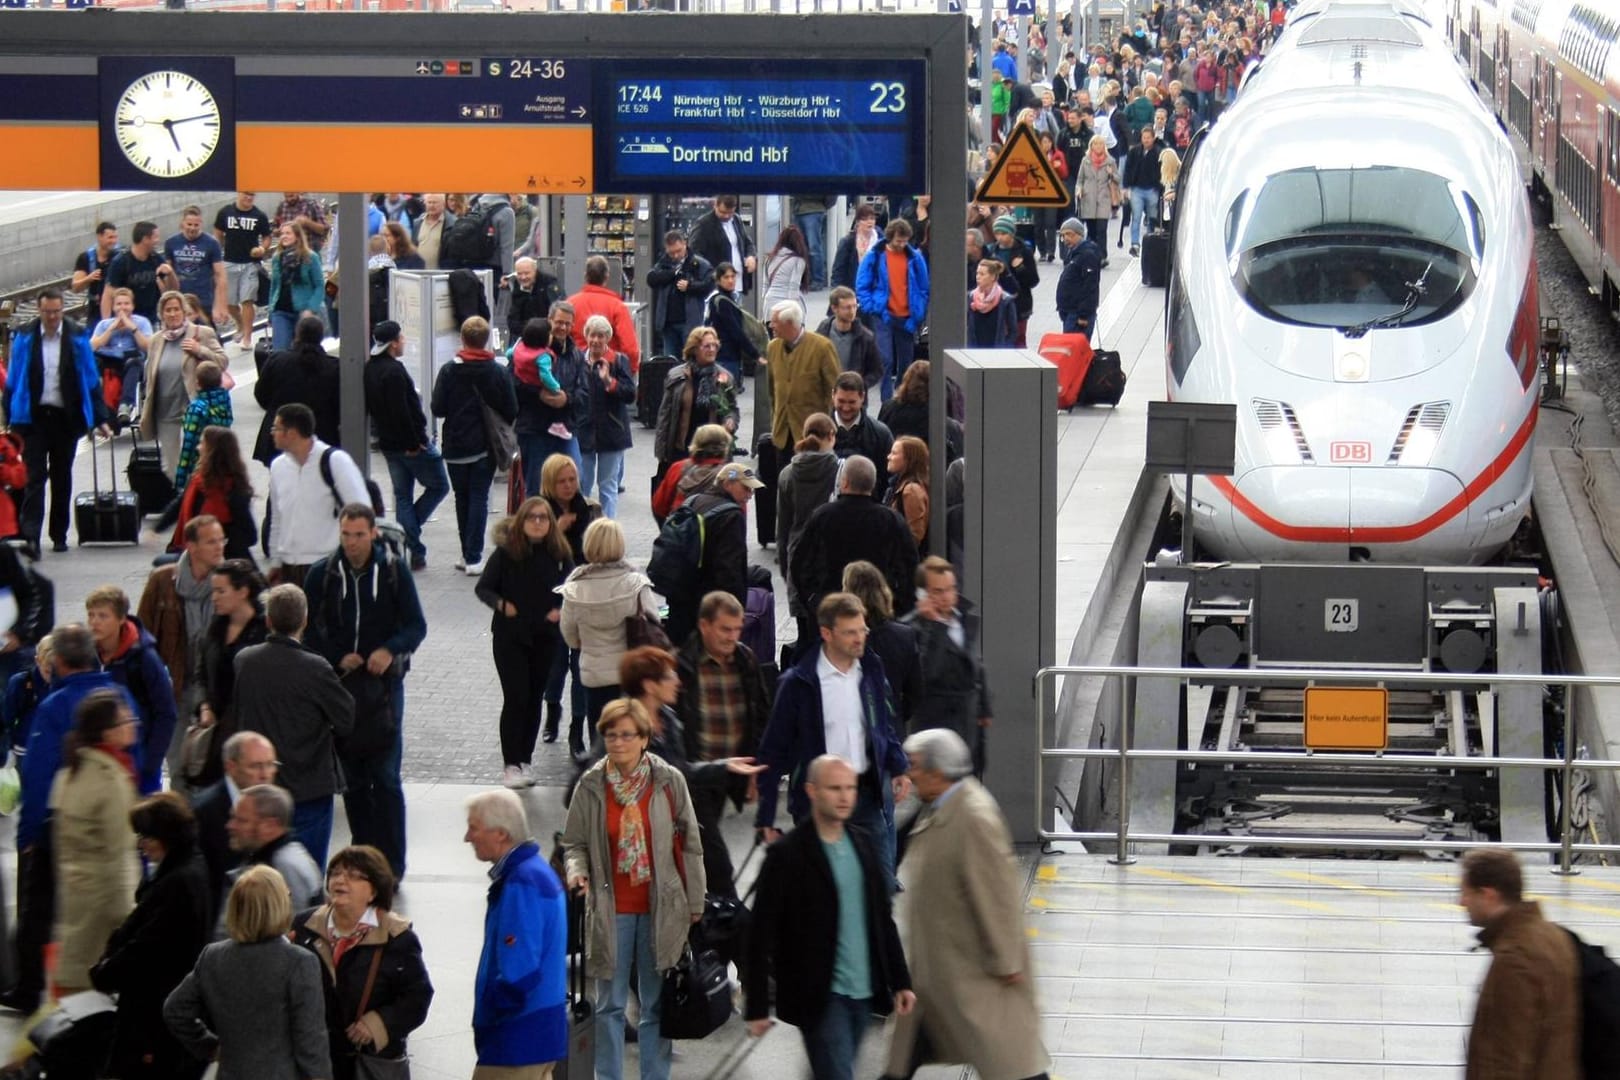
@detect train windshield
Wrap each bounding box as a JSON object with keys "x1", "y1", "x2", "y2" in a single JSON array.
[{"x1": 1226, "y1": 166, "x2": 1482, "y2": 332}]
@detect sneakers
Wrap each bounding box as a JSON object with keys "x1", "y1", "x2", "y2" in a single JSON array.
[
  {"x1": 1129, "y1": 245, "x2": 1140, "y2": 257},
  {"x1": 465, "y1": 559, "x2": 486, "y2": 576},
  {"x1": 501, "y1": 765, "x2": 527, "y2": 789},
  {"x1": 116, "y1": 403, "x2": 133, "y2": 429},
  {"x1": 453, "y1": 558, "x2": 466, "y2": 571}
]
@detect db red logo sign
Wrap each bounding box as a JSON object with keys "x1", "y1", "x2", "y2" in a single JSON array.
[{"x1": 1330, "y1": 441, "x2": 1373, "y2": 463}]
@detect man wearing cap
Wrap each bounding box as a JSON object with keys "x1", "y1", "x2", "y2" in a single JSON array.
[
  {"x1": 1055, "y1": 218, "x2": 1103, "y2": 340},
  {"x1": 665, "y1": 461, "x2": 762, "y2": 648},
  {"x1": 362, "y1": 320, "x2": 449, "y2": 571},
  {"x1": 989, "y1": 217, "x2": 1039, "y2": 348}
]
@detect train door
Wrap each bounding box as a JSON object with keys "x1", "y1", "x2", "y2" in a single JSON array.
[
  {"x1": 1606, "y1": 108, "x2": 1620, "y2": 309},
  {"x1": 1545, "y1": 69, "x2": 1562, "y2": 182}
]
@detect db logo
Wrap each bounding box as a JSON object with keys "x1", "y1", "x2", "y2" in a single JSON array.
[{"x1": 1330, "y1": 441, "x2": 1373, "y2": 464}]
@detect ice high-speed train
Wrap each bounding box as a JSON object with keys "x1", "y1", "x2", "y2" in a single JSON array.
[{"x1": 1166, "y1": 0, "x2": 1539, "y2": 564}]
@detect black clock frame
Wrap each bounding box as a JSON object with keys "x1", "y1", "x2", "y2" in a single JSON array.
[{"x1": 98, "y1": 56, "x2": 236, "y2": 190}]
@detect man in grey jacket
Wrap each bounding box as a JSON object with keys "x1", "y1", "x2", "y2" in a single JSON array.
[
  {"x1": 233, "y1": 584, "x2": 354, "y2": 867},
  {"x1": 220, "y1": 783, "x2": 323, "y2": 938}
]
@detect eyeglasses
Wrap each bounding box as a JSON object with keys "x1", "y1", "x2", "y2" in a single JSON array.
[
  {"x1": 327, "y1": 868, "x2": 369, "y2": 882},
  {"x1": 525, "y1": 512, "x2": 550, "y2": 522},
  {"x1": 601, "y1": 730, "x2": 645, "y2": 742}
]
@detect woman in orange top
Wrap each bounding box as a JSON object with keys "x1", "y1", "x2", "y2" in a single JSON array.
[{"x1": 561, "y1": 698, "x2": 704, "y2": 1080}]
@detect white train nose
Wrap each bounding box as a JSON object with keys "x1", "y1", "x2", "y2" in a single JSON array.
[{"x1": 1224, "y1": 466, "x2": 1475, "y2": 563}]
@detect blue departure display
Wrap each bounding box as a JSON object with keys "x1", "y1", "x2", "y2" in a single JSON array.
[{"x1": 592, "y1": 59, "x2": 927, "y2": 195}]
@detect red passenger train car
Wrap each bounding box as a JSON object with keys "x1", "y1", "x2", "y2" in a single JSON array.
[{"x1": 1452, "y1": 0, "x2": 1620, "y2": 317}]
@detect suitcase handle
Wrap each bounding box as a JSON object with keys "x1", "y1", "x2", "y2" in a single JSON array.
[{"x1": 89, "y1": 429, "x2": 119, "y2": 498}]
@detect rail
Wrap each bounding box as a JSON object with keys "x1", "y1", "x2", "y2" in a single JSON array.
[{"x1": 1035, "y1": 663, "x2": 1620, "y2": 873}]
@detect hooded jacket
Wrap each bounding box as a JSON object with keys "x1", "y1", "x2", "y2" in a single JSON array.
[
  {"x1": 430, "y1": 348, "x2": 518, "y2": 461},
  {"x1": 302, "y1": 540, "x2": 428, "y2": 670},
  {"x1": 854, "y1": 243, "x2": 931, "y2": 334},
  {"x1": 557, "y1": 560, "x2": 660, "y2": 688},
  {"x1": 775, "y1": 448, "x2": 839, "y2": 577},
  {"x1": 101, "y1": 615, "x2": 179, "y2": 794}
]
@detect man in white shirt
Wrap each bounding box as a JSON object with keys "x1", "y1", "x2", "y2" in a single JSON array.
[
  {"x1": 754, "y1": 592, "x2": 911, "y2": 890},
  {"x1": 265, "y1": 402, "x2": 371, "y2": 590}
]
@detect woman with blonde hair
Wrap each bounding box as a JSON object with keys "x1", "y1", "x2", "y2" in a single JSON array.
[
  {"x1": 885, "y1": 435, "x2": 931, "y2": 548},
  {"x1": 540, "y1": 452, "x2": 599, "y2": 752},
  {"x1": 1160, "y1": 147, "x2": 1183, "y2": 227},
  {"x1": 137, "y1": 288, "x2": 228, "y2": 472},
  {"x1": 558, "y1": 519, "x2": 660, "y2": 754},
  {"x1": 1074, "y1": 132, "x2": 1121, "y2": 259},
  {"x1": 266, "y1": 220, "x2": 324, "y2": 350},
  {"x1": 562, "y1": 697, "x2": 705, "y2": 1080},
  {"x1": 477, "y1": 496, "x2": 575, "y2": 786},
  {"x1": 164, "y1": 864, "x2": 331, "y2": 1080}
]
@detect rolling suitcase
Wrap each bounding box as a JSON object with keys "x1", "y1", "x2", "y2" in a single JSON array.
[
  {"x1": 743, "y1": 585, "x2": 775, "y2": 664},
  {"x1": 636, "y1": 355, "x2": 678, "y2": 428},
  {"x1": 1078, "y1": 349, "x2": 1127, "y2": 407},
  {"x1": 504, "y1": 450, "x2": 525, "y2": 516},
  {"x1": 74, "y1": 437, "x2": 140, "y2": 545},
  {"x1": 1038, "y1": 333, "x2": 1096, "y2": 412},
  {"x1": 125, "y1": 432, "x2": 172, "y2": 516},
  {"x1": 556, "y1": 891, "x2": 595, "y2": 1080},
  {"x1": 1140, "y1": 230, "x2": 1170, "y2": 288}
]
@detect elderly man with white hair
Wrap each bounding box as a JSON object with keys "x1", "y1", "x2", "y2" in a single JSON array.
[
  {"x1": 760, "y1": 298, "x2": 841, "y2": 547},
  {"x1": 882, "y1": 729, "x2": 1051, "y2": 1080},
  {"x1": 465, "y1": 789, "x2": 569, "y2": 1078}
]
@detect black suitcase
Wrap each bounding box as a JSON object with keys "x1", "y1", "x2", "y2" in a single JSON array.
[
  {"x1": 1140, "y1": 230, "x2": 1170, "y2": 288},
  {"x1": 125, "y1": 432, "x2": 172, "y2": 516},
  {"x1": 74, "y1": 437, "x2": 140, "y2": 545},
  {"x1": 636, "y1": 356, "x2": 678, "y2": 428},
  {"x1": 555, "y1": 891, "x2": 595, "y2": 1080},
  {"x1": 1079, "y1": 349, "x2": 1127, "y2": 407}
]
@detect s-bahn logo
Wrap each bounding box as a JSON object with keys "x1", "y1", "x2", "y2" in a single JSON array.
[{"x1": 1330, "y1": 441, "x2": 1373, "y2": 464}]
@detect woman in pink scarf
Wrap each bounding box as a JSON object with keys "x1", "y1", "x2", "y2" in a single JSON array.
[{"x1": 966, "y1": 258, "x2": 1018, "y2": 347}]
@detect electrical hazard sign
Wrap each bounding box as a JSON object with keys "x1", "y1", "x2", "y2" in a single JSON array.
[{"x1": 975, "y1": 121, "x2": 1071, "y2": 207}]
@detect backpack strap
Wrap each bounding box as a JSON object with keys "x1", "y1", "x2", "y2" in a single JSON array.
[{"x1": 317, "y1": 446, "x2": 343, "y2": 516}]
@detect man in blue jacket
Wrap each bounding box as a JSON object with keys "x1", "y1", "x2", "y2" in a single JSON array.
[
  {"x1": 465, "y1": 788, "x2": 567, "y2": 1073},
  {"x1": 85, "y1": 585, "x2": 176, "y2": 795},
  {"x1": 3, "y1": 624, "x2": 127, "y2": 1013},
  {"x1": 304, "y1": 503, "x2": 428, "y2": 881},
  {"x1": 754, "y1": 592, "x2": 911, "y2": 891},
  {"x1": 4, "y1": 288, "x2": 111, "y2": 555},
  {"x1": 854, "y1": 219, "x2": 930, "y2": 402}
]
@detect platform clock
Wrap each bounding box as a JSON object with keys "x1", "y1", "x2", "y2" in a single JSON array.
[
  {"x1": 113, "y1": 70, "x2": 222, "y2": 178},
  {"x1": 98, "y1": 57, "x2": 236, "y2": 191}
]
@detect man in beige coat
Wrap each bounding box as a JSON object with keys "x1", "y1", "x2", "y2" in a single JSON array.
[{"x1": 883, "y1": 729, "x2": 1050, "y2": 1080}]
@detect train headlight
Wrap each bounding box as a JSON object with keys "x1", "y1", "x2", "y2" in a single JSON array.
[
  {"x1": 1335, "y1": 350, "x2": 1369, "y2": 382},
  {"x1": 1399, "y1": 424, "x2": 1440, "y2": 467},
  {"x1": 1265, "y1": 425, "x2": 1302, "y2": 466}
]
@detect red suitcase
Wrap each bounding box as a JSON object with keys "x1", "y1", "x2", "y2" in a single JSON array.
[{"x1": 1038, "y1": 332, "x2": 1095, "y2": 411}]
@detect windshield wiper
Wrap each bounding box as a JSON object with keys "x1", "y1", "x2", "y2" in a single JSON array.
[{"x1": 1341, "y1": 261, "x2": 1433, "y2": 339}]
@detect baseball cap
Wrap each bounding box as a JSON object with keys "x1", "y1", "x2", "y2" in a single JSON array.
[
  {"x1": 716, "y1": 464, "x2": 765, "y2": 490},
  {"x1": 370, "y1": 320, "x2": 402, "y2": 356}
]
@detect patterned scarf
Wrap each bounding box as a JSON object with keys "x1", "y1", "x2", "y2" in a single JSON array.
[
  {"x1": 970, "y1": 283, "x2": 1006, "y2": 314},
  {"x1": 607, "y1": 756, "x2": 654, "y2": 885}
]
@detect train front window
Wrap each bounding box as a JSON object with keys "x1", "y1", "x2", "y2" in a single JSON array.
[{"x1": 1225, "y1": 166, "x2": 1481, "y2": 331}]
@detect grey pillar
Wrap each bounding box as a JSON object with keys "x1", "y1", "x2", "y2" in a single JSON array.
[
  {"x1": 337, "y1": 192, "x2": 369, "y2": 471},
  {"x1": 929, "y1": 15, "x2": 969, "y2": 553},
  {"x1": 1046, "y1": 0, "x2": 1059, "y2": 78},
  {"x1": 1132, "y1": 577, "x2": 1186, "y2": 852},
  {"x1": 1017, "y1": 16, "x2": 1028, "y2": 81},
  {"x1": 562, "y1": 194, "x2": 588, "y2": 302},
  {"x1": 944, "y1": 350, "x2": 1056, "y2": 842},
  {"x1": 1494, "y1": 586, "x2": 1545, "y2": 844}
]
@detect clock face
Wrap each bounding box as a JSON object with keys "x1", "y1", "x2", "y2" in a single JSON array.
[{"x1": 114, "y1": 70, "x2": 222, "y2": 179}]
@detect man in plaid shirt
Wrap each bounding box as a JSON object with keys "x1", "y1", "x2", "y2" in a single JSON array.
[{"x1": 674, "y1": 591, "x2": 773, "y2": 898}]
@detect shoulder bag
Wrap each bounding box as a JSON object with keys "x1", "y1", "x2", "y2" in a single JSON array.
[
  {"x1": 353, "y1": 946, "x2": 411, "y2": 1080},
  {"x1": 477, "y1": 384, "x2": 518, "y2": 465}
]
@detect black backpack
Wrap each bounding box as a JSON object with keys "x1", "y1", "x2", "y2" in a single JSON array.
[
  {"x1": 441, "y1": 202, "x2": 501, "y2": 267},
  {"x1": 1566, "y1": 927, "x2": 1620, "y2": 1079}
]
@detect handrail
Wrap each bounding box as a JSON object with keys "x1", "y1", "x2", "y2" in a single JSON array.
[{"x1": 1034, "y1": 662, "x2": 1620, "y2": 874}]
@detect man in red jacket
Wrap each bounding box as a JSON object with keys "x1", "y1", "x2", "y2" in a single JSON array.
[{"x1": 567, "y1": 255, "x2": 640, "y2": 373}]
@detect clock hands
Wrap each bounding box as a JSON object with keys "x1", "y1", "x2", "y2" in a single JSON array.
[
  {"x1": 162, "y1": 119, "x2": 183, "y2": 152},
  {"x1": 165, "y1": 113, "x2": 217, "y2": 126}
]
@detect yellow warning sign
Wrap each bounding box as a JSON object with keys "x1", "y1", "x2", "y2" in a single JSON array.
[
  {"x1": 974, "y1": 121, "x2": 1072, "y2": 208},
  {"x1": 1303, "y1": 686, "x2": 1389, "y2": 750}
]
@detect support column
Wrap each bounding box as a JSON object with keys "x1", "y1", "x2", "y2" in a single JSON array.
[
  {"x1": 929, "y1": 16, "x2": 969, "y2": 553},
  {"x1": 337, "y1": 192, "x2": 369, "y2": 471},
  {"x1": 979, "y1": 0, "x2": 995, "y2": 149},
  {"x1": 944, "y1": 349, "x2": 1057, "y2": 843},
  {"x1": 561, "y1": 194, "x2": 588, "y2": 302}
]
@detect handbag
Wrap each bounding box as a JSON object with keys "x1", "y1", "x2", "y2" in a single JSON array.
[
  {"x1": 1109, "y1": 177, "x2": 1122, "y2": 209},
  {"x1": 353, "y1": 948, "x2": 410, "y2": 1080},
  {"x1": 659, "y1": 944, "x2": 732, "y2": 1040},
  {"x1": 179, "y1": 717, "x2": 218, "y2": 784},
  {"x1": 479, "y1": 394, "x2": 518, "y2": 466},
  {"x1": 624, "y1": 610, "x2": 672, "y2": 651},
  {"x1": 338, "y1": 668, "x2": 399, "y2": 758}
]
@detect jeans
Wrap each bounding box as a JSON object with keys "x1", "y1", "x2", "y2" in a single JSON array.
[
  {"x1": 269, "y1": 309, "x2": 300, "y2": 350},
  {"x1": 579, "y1": 449, "x2": 625, "y2": 518},
  {"x1": 873, "y1": 321, "x2": 915, "y2": 403},
  {"x1": 805, "y1": 994, "x2": 872, "y2": 1080},
  {"x1": 339, "y1": 680, "x2": 407, "y2": 878},
  {"x1": 445, "y1": 454, "x2": 495, "y2": 565},
  {"x1": 383, "y1": 446, "x2": 451, "y2": 562},
  {"x1": 796, "y1": 210, "x2": 828, "y2": 287},
  {"x1": 292, "y1": 795, "x2": 335, "y2": 869},
  {"x1": 658, "y1": 325, "x2": 688, "y2": 359},
  {"x1": 1061, "y1": 309, "x2": 1096, "y2": 339},
  {"x1": 1129, "y1": 187, "x2": 1161, "y2": 246},
  {"x1": 518, "y1": 431, "x2": 581, "y2": 501},
  {"x1": 595, "y1": 913, "x2": 670, "y2": 1080},
  {"x1": 849, "y1": 780, "x2": 896, "y2": 894}
]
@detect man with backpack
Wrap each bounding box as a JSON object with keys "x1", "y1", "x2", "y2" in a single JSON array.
[
  {"x1": 1457, "y1": 848, "x2": 1581, "y2": 1079},
  {"x1": 650, "y1": 462, "x2": 762, "y2": 648},
  {"x1": 264, "y1": 403, "x2": 372, "y2": 590},
  {"x1": 302, "y1": 503, "x2": 426, "y2": 881},
  {"x1": 443, "y1": 195, "x2": 515, "y2": 335}
]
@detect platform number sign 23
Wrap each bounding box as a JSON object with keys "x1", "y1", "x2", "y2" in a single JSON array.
[{"x1": 1325, "y1": 598, "x2": 1359, "y2": 633}]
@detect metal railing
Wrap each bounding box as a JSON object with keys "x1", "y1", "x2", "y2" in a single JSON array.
[{"x1": 1036, "y1": 663, "x2": 1620, "y2": 874}]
